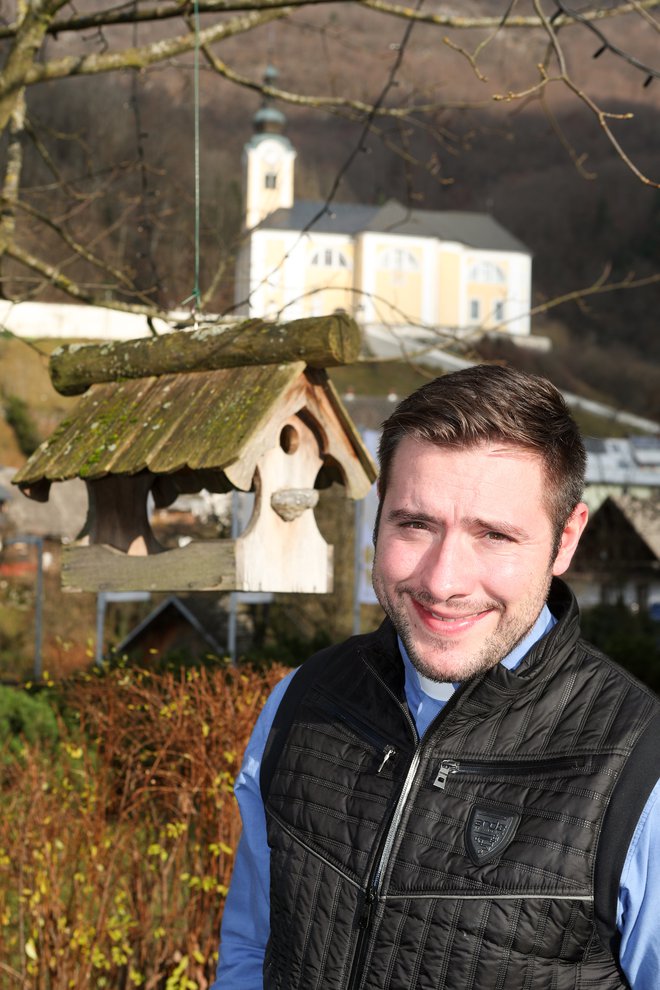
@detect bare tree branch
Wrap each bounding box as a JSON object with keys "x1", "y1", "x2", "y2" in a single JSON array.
[
  {"x1": 200, "y1": 50, "x2": 480, "y2": 114},
  {"x1": 529, "y1": 267, "x2": 660, "y2": 317},
  {"x1": 555, "y1": 0, "x2": 660, "y2": 81},
  {"x1": 531, "y1": 0, "x2": 660, "y2": 187},
  {"x1": 5, "y1": 242, "x2": 162, "y2": 316},
  {"x1": 0, "y1": 0, "x2": 334, "y2": 39},
  {"x1": 1, "y1": 9, "x2": 286, "y2": 96},
  {"x1": 6, "y1": 196, "x2": 155, "y2": 301},
  {"x1": 361, "y1": 0, "x2": 660, "y2": 29}
]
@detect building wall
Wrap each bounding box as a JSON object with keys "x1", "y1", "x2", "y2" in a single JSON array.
[
  {"x1": 436, "y1": 246, "x2": 462, "y2": 328},
  {"x1": 0, "y1": 301, "x2": 169, "y2": 340},
  {"x1": 302, "y1": 235, "x2": 355, "y2": 317},
  {"x1": 243, "y1": 136, "x2": 296, "y2": 230},
  {"x1": 242, "y1": 217, "x2": 532, "y2": 338}
]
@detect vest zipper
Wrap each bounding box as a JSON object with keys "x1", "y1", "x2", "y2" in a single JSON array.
[
  {"x1": 346, "y1": 747, "x2": 423, "y2": 990},
  {"x1": 345, "y1": 653, "x2": 468, "y2": 990},
  {"x1": 433, "y1": 755, "x2": 593, "y2": 790}
]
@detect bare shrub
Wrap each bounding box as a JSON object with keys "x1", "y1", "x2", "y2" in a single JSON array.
[{"x1": 0, "y1": 662, "x2": 287, "y2": 989}]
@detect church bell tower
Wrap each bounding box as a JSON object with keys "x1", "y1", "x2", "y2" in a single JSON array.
[{"x1": 242, "y1": 65, "x2": 296, "y2": 230}]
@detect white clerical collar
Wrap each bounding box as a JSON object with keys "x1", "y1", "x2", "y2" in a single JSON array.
[
  {"x1": 399, "y1": 603, "x2": 556, "y2": 702},
  {"x1": 416, "y1": 675, "x2": 455, "y2": 701}
]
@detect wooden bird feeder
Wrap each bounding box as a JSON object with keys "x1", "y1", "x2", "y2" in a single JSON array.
[{"x1": 13, "y1": 314, "x2": 376, "y2": 594}]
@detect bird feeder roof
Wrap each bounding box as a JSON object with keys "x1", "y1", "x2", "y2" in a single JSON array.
[{"x1": 13, "y1": 314, "x2": 376, "y2": 500}]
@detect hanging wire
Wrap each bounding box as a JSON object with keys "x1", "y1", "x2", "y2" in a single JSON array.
[{"x1": 181, "y1": 0, "x2": 202, "y2": 318}]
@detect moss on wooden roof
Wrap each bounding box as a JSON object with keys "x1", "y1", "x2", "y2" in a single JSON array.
[{"x1": 14, "y1": 363, "x2": 305, "y2": 485}]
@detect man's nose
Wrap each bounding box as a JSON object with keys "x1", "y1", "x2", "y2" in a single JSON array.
[{"x1": 417, "y1": 533, "x2": 474, "y2": 600}]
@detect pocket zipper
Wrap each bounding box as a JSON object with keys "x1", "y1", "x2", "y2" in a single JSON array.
[
  {"x1": 314, "y1": 695, "x2": 398, "y2": 774},
  {"x1": 433, "y1": 755, "x2": 593, "y2": 790}
]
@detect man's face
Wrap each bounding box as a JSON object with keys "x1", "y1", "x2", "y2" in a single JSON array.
[{"x1": 372, "y1": 439, "x2": 587, "y2": 683}]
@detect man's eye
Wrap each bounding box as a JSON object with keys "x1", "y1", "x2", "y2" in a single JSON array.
[
  {"x1": 400, "y1": 519, "x2": 428, "y2": 531},
  {"x1": 486, "y1": 531, "x2": 512, "y2": 543}
]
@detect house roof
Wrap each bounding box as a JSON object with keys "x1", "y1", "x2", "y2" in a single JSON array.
[
  {"x1": 115, "y1": 594, "x2": 226, "y2": 657},
  {"x1": 604, "y1": 492, "x2": 660, "y2": 560},
  {"x1": 0, "y1": 467, "x2": 87, "y2": 539},
  {"x1": 263, "y1": 202, "x2": 379, "y2": 236},
  {"x1": 260, "y1": 199, "x2": 529, "y2": 254},
  {"x1": 584, "y1": 436, "x2": 660, "y2": 488}
]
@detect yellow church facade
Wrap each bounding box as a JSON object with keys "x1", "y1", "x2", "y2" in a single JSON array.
[{"x1": 235, "y1": 81, "x2": 532, "y2": 342}]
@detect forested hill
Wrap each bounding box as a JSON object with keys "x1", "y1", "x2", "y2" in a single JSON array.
[{"x1": 12, "y1": 2, "x2": 660, "y2": 421}]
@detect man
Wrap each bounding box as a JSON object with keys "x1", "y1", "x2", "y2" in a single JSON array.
[{"x1": 214, "y1": 365, "x2": 660, "y2": 989}]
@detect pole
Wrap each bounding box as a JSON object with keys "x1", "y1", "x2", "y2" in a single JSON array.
[
  {"x1": 96, "y1": 592, "x2": 107, "y2": 666},
  {"x1": 227, "y1": 491, "x2": 239, "y2": 665},
  {"x1": 33, "y1": 536, "x2": 43, "y2": 681},
  {"x1": 353, "y1": 498, "x2": 363, "y2": 636},
  {"x1": 4, "y1": 535, "x2": 44, "y2": 680}
]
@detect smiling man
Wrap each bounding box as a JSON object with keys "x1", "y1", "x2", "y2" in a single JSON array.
[
  {"x1": 372, "y1": 440, "x2": 587, "y2": 684},
  {"x1": 213, "y1": 365, "x2": 660, "y2": 990}
]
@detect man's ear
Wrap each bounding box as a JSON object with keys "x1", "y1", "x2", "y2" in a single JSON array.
[{"x1": 552, "y1": 502, "x2": 589, "y2": 576}]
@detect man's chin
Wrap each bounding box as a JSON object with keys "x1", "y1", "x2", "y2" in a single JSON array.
[
  {"x1": 402, "y1": 627, "x2": 503, "y2": 684},
  {"x1": 408, "y1": 650, "x2": 472, "y2": 684}
]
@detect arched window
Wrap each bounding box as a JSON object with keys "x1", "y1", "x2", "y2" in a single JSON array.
[
  {"x1": 469, "y1": 261, "x2": 505, "y2": 284},
  {"x1": 378, "y1": 247, "x2": 419, "y2": 272},
  {"x1": 310, "y1": 248, "x2": 350, "y2": 269}
]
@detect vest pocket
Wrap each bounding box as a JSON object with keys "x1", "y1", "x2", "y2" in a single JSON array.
[
  {"x1": 313, "y1": 693, "x2": 399, "y2": 775},
  {"x1": 432, "y1": 755, "x2": 599, "y2": 791}
]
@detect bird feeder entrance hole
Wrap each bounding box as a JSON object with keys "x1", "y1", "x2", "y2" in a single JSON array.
[{"x1": 62, "y1": 409, "x2": 340, "y2": 595}]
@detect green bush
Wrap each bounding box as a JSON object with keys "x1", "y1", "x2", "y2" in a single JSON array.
[
  {"x1": 0, "y1": 685, "x2": 60, "y2": 751},
  {"x1": 580, "y1": 605, "x2": 660, "y2": 693},
  {"x1": 3, "y1": 392, "x2": 41, "y2": 456}
]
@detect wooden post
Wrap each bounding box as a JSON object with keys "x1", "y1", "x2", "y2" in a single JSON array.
[{"x1": 50, "y1": 314, "x2": 362, "y2": 395}]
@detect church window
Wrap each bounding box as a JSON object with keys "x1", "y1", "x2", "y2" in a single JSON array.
[
  {"x1": 469, "y1": 261, "x2": 505, "y2": 284},
  {"x1": 470, "y1": 299, "x2": 480, "y2": 321},
  {"x1": 494, "y1": 300, "x2": 505, "y2": 321},
  {"x1": 311, "y1": 248, "x2": 350, "y2": 269},
  {"x1": 265, "y1": 172, "x2": 277, "y2": 189},
  {"x1": 379, "y1": 247, "x2": 419, "y2": 272}
]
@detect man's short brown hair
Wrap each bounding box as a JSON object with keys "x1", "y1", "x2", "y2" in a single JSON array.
[{"x1": 377, "y1": 365, "x2": 586, "y2": 545}]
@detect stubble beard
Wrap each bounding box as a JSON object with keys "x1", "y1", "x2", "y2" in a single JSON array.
[{"x1": 373, "y1": 575, "x2": 553, "y2": 684}]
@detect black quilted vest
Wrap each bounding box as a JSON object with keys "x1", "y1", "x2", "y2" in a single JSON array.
[{"x1": 261, "y1": 580, "x2": 660, "y2": 990}]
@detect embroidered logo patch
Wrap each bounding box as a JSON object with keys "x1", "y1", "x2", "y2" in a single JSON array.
[{"x1": 465, "y1": 805, "x2": 520, "y2": 865}]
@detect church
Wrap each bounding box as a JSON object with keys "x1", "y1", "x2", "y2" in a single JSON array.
[{"x1": 234, "y1": 69, "x2": 533, "y2": 343}]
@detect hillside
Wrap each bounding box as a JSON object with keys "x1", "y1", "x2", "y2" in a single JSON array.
[{"x1": 3, "y1": 1, "x2": 660, "y2": 428}]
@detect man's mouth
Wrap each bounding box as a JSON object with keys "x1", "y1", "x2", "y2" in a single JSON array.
[{"x1": 409, "y1": 596, "x2": 495, "y2": 632}]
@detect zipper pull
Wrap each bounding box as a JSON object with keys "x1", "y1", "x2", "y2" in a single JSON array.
[
  {"x1": 377, "y1": 744, "x2": 396, "y2": 773},
  {"x1": 433, "y1": 759, "x2": 459, "y2": 790},
  {"x1": 358, "y1": 889, "x2": 375, "y2": 930}
]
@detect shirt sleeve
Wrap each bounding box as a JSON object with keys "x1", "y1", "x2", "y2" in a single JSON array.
[
  {"x1": 211, "y1": 669, "x2": 297, "y2": 990},
  {"x1": 617, "y1": 778, "x2": 660, "y2": 989}
]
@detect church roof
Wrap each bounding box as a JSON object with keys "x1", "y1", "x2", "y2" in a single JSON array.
[
  {"x1": 260, "y1": 199, "x2": 529, "y2": 253},
  {"x1": 262, "y1": 202, "x2": 379, "y2": 235}
]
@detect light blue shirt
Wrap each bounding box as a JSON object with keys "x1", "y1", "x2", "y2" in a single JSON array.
[{"x1": 214, "y1": 608, "x2": 660, "y2": 988}]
